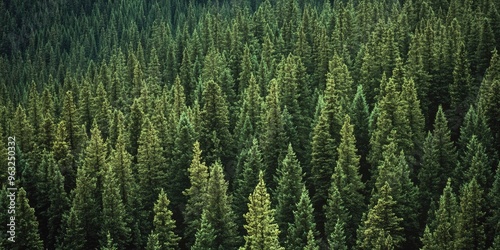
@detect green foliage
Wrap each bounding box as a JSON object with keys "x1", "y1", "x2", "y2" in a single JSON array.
[
  {"x1": 150, "y1": 189, "x2": 180, "y2": 250},
  {"x1": 357, "y1": 182, "x2": 403, "y2": 250},
  {"x1": 13, "y1": 188, "x2": 44, "y2": 250},
  {"x1": 274, "y1": 144, "x2": 304, "y2": 240},
  {"x1": 183, "y1": 141, "x2": 209, "y2": 247},
  {"x1": 286, "y1": 186, "x2": 318, "y2": 250},
  {"x1": 205, "y1": 161, "x2": 241, "y2": 249},
  {"x1": 192, "y1": 209, "x2": 216, "y2": 250},
  {"x1": 241, "y1": 171, "x2": 284, "y2": 250}
]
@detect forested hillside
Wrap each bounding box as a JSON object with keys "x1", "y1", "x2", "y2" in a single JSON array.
[{"x1": 0, "y1": 0, "x2": 499, "y2": 249}]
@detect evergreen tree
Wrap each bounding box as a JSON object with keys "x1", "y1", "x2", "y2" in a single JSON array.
[
  {"x1": 13, "y1": 188, "x2": 43, "y2": 250},
  {"x1": 421, "y1": 179, "x2": 459, "y2": 250},
  {"x1": 192, "y1": 209, "x2": 216, "y2": 250},
  {"x1": 328, "y1": 114, "x2": 365, "y2": 246},
  {"x1": 235, "y1": 73, "x2": 262, "y2": 150},
  {"x1": 274, "y1": 143, "x2": 305, "y2": 240},
  {"x1": 170, "y1": 112, "x2": 195, "y2": 207},
  {"x1": 100, "y1": 232, "x2": 118, "y2": 250},
  {"x1": 53, "y1": 121, "x2": 76, "y2": 193},
  {"x1": 357, "y1": 182, "x2": 403, "y2": 249},
  {"x1": 137, "y1": 117, "x2": 167, "y2": 212},
  {"x1": 329, "y1": 219, "x2": 348, "y2": 250},
  {"x1": 234, "y1": 138, "x2": 264, "y2": 231},
  {"x1": 241, "y1": 171, "x2": 284, "y2": 250},
  {"x1": 286, "y1": 186, "x2": 318, "y2": 250},
  {"x1": 100, "y1": 163, "x2": 131, "y2": 249},
  {"x1": 199, "y1": 79, "x2": 234, "y2": 172},
  {"x1": 489, "y1": 163, "x2": 500, "y2": 246},
  {"x1": 456, "y1": 178, "x2": 486, "y2": 250},
  {"x1": 260, "y1": 79, "x2": 287, "y2": 189},
  {"x1": 350, "y1": 85, "x2": 371, "y2": 181},
  {"x1": 183, "y1": 141, "x2": 209, "y2": 247},
  {"x1": 419, "y1": 106, "x2": 457, "y2": 213},
  {"x1": 205, "y1": 161, "x2": 241, "y2": 249},
  {"x1": 149, "y1": 189, "x2": 180, "y2": 250}
]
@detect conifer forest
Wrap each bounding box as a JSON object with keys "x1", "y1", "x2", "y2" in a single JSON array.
[{"x1": 1, "y1": 0, "x2": 500, "y2": 249}]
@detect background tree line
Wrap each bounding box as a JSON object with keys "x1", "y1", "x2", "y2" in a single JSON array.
[{"x1": 0, "y1": 0, "x2": 500, "y2": 249}]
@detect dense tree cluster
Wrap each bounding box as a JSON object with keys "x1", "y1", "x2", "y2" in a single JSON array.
[{"x1": 0, "y1": 0, "x2": 499, "y2": 249}]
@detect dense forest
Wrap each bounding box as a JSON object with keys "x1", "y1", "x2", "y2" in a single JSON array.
[{"x1": 0, "y1": 0, "x2": 500, "y2": 249}]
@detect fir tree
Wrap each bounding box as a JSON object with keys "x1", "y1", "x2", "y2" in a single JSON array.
[
  {"x1": 137, "y1": 117, "x2": 168, "y2": 226},
  {"x1": 234, "y1": 138, "x2": 264, "y2": 231},
  {"x1": 421, "y1": 179, "x2": 460, "y2": 250},
  {"x1": 100, "y1": 232, "x2": 118, "y2": 250},
  {"x1": 286, "y1": 186, "x2": 318, "y2": 250},
  {"x1": 357, "y1": 182, "x2": 403, "y2": 249},
  {"x1": 456, "y1": 178, "x2": 486, "y2": 250},
  {"x1": 100, "y1": 163, "x2": 131, "y2": 249},
  {"x1": 328, "y1": 114, "x2": 365, "y2": 246},
  {"x1": 329, "y1": 219, "x2": 348, "y2": 250},
  {"x1": 260, "y1": 79, "x2": 287, "y2": 190},
  {"x1": 350, "y1": 85, "x2": 371, "y2": 181},
  {"x1": 419, "y1": 106, "x2": 457, "y2": 214},
  {"x1": 205, "y1": 161, "x2": 241, "y2": 249},
  {"x1": 13, "y1": 188, "x2": 43, "y2": 250},
  {"x1": 149, "y1": 189, "x2": 180, "y2": 250},
  {"x1": 183, "y1": 141, "x2": 209, "y2": 247},
  {"x1": 241, "y1": 171, "x2": 284, "y2": 250},
  {"x1": 199, "y1": 79, "x2": 234, "y2": 172},
  {"x1": 192, "y1": 209, "x2": 216, "y2": 250}
]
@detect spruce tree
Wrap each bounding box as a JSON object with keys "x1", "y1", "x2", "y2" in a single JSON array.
[
  {"x1": 13, "y1": 188, "x2": 43, "y2": 250},
  {"x1": 205, "y1": 161, "x2": 241, "y2": 249},
  {"x1": 456, "y1": 178, "x2": 486, "y2": 250},
  {"x1": 183, "y1": 141, "x2": 209, "y2": 247},
  {"x1": 357, "y1": 182, "x2": 403, "y2": 250},
  {"x1": 329, "y1": 219, "x2": 348, "y2": 250},
  {"x1": 192, "y1": 209, "x2": 216, "y2": 250},
  {"x1": 421, "y1": 179, "x2": 460, "y2": 250},
  {"x1": 260, "y1": 79, "x2": 287, "y2": 190},
  {"x1": 137, "y1": 117, "x2": 167, "y2": 228},
  {"x1": 489, "y1": 163, "x2": 500, "y2": 246},
  {"x1": 100, "y1": 163, "x2": 130, "y2": 249},
  {"x1": 328, "y1": 114, "x2": 365, "y2": 246},
  {"x1": 274, "y1": 143, "x2": 304, "y2": 240},
  {"x1": 149, "y1": 189, "x2": 180, "y2": 250},
  {"x1": 199, "y1": 79, "x2": 233, "y2": 171},
  {"x1": 241, "y1": 171, "x2": 284, "y2": 250},
  {"x1": 234, "y1": 138, "x2": 264, "y2": 231},
  {"x1": 235, "y1": 73, "x2": 262, "y2": 150},
  {"x1": 419, "y1": 106, "x2": 457, "y2": 214},
  {"x1": 350, "y1": 85, "x2": 371, "y2": 181},
  {"x1": 286, "y1": 186, "x2": 318, "y2": 250}
]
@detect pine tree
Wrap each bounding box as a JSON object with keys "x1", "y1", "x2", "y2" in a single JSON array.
[
  {"x1": 274, "y1": 143, "x2": 304, "y2": 240},
  {"x1": 329, "y1": 219, "x2": 348, "y2": 250},
  {"x1": 241, "y1": 171, "x2": 284, "y2": 250},
  {"x1": 234, "y1": 138, "x2": 264, "y2": 231},
  {"x1": 192, "y1": 209, "x2": 216, "y2": 250},
  {"x1": 260, "y1": 79, "x2": 287, "y2": 189},
  {"x1": 421, "y1": 179, "x2": 459, "y2": 250},
  {"x1": 286, "y1": 186, "x2": 318, "y2": 250},
  {"x1": 350, "y1": 85, "x2": 371, "y2": 181},
  {"x1": 12, "y1": 188, "x2": 43, "y2": 250},
  {"x1": 456, "y1": 178, "x2": 486, "y2": 250},
  {"x1": 170, "y1": 112, "x2": 195, "y2": 207},
  {"x1": 137, "y1": 117, "x2": 167, "y2": 239},
  {"x1": 357, "y1": 182, "x2": 403, "y2": 249},
  {"x1": 145, "y1": 233, "x2": 160, "y2": 250},
  {"x1": 419, "y1": 106, "x2": 457, "y2": 213},
  {"x1": 53, "y1": 120, "x2": 76, "y2": 193},
  {"x1": 100, "y1": 232, "x2": 118, "y2": 250},
  {"x1": 199, "y1": 79, "x2": 234, "y2": 171},
  {"x1": 235, "y1": 73, "x2": 262, "y2": 150},
  {"x1": 400, "y1": 77, "x2": 425, "y2": 168},
  {"x1": 127, "y1": 99, "x2": 144, "y2": 162},
  {"x1": 455, "y1": 135, "x2": 491, "y2": 190},
  {"x1": 183, "y1": 141, "x2": 209, "y2": 247},
  {"x1": 149, "y1": 189, "x2": 180, "y2": 250},
  {"x1": 310, "y1": 105, "x2": 336, "y2": 232},
  {"x1": 328, "y1": 114, "x2": 365, "y2": 246},
  {"x1": 205, "y1": 161, "x2": 241, "y2": 249},
  {"x1": 100, "y1": 163, "x2": 131, "y2": 249},
  {"x1": 489, "y1": 163, "x2": 500, "y2": 246}
]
